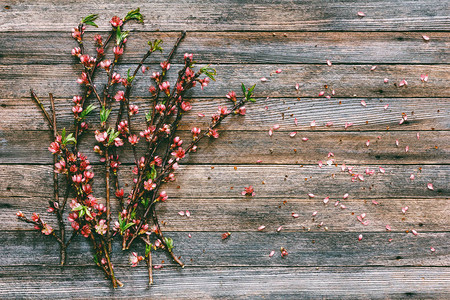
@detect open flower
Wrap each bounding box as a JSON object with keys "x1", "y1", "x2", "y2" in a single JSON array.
[
  {"x1": 95, "y1": 219, "x2": 107, "y2": 235},
  {"x1": 129, "y1": 252, "x2": 144, "y2": 267},
  {"x1": 242, "y1": 186, "x2": 255, "y2": 196}
]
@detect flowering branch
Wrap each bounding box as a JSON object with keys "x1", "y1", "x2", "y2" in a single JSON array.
[{"x1": 18, "y1": 8, "x2": 257, "y2": 288}]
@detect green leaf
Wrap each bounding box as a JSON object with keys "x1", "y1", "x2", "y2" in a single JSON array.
[
  {"x1": 127, "y1": 68, "x2": 135, "y2": 83},
  {"x1": 61, "y1": 127, "x2": 66, "y2": 140},
  {"x1": 93, "y1": 253, "x2": 99, "y2": 264},
  {"x1": 241, "y1": 83, "x2": 247, "y2": 97},
  {"x1": 249, "y1": 98, "x2": 256, "y2": 102},
  {"x1": 200, "y1": 65, "x2": 217, "y2": 81},
  {"x1": 124, "y1": 8, "x2": 144, "y2": 23},
  {"x1": 150, "y1": 165, "x2": 157, "y2": 180},
  {"x1": 145, "y1": 111, "x2": 152, "y2": 122},
  {"x1": 145, "y1": 244, "x2": 152, "y2": 256},
  {"x1": 78, "y1": 209, "x2": 85, "y2": 218},
  {"x1": 82, "y1": 14, "x2": 98, "y2": 23},
  {"x1": 164, "y1": 237, "x2": 174, "y2": 251},
  {"x1": 148, "y1": 39, "x2": 163, "y2": 53},
  {"x1": 248, "y1": 84, "x2": 256, "y2": 95},
  {"x1": 116, "y1": 26, "x2": 129, "y2": 45},
  {"x1": 79, "y1": 104, "x2": 96, "y2": 120},
  {"x1": 84, "y1": 20, "x2": 98, "y2": 28},
  {"x1": 72, "y1": 205, "x2": 83, "y2": 211},
  {"x1": 100, "y1": 106, "x2": 112, "y2": 124},
  {"x1": 122, "y1": 222, "x2": 135, "y2": 232}
]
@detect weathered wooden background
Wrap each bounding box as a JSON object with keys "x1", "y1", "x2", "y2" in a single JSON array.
[{"x1": 0, "y1": 0, "x2": 449, "y2": 298}]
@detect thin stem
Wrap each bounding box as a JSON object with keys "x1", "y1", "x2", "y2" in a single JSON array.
[
  {"x1": 30, "y1": 89, "x2": 53, "y2": 130},
  {"x1": 105, "y1": 148, "x2": 112, "y2": 254}
]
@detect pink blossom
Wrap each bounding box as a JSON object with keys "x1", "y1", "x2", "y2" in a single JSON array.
[
  {"x1": 422, "y1": 35, "x2": 430, "y2": 41},
  {"x1": 158, "y1": 191, "x2": 168, "y2": 202},
  {"x1": 129, "y1": 104, "x2": 139, "y2": 115},
  {"x1": 159, "y1": 81, "x2": 171, "y2": 95},
  {"x1": 16, "y1": 211, "x2": 24, "y2": 218},
  {"x1": 110, "y1": 16, "x2": 123, "y2": 27},
  {"x1": 77, "y1": 72, "x2": 89, "y2": 85},
  {"x1": 114, "y1": 137, "x2": 124, "y2": 147},
  {"x1": 48, "y1": 142, "x2": 60, "y2": 154},
  {"x1": 41, "y1": 224, "x2": 53, "y2": 235},
  {"x1": 113, "y1": 46, "x2": 124, "y2": 57},
  {"x1": 199, "y1": 78, "x2": 210, "y2": 90},
  {"x1": 172, "y1": 147, "x2": 186, "y2": 160},
  {"x1": 128, "y1": 134, "x2": 139, "y2": 145},
  {"x1": 181, "y1": 101, "x2": 192, "y2": 112},
  {"x1": 357, "y1": 11, "x2": 366, "y2": 17},
  {"x1": 129, "y1": 252, "x2": 144, "y2": 267},
  {"x1": 326, "y1": 60, "x2": 332, "y2": 66},
  {"x1": 160, "y1": 61, "x2": 170, "y2": 71},
  {"x1": 226, "y1": 91, "x2": 237, "y2": 102},
  {"x1": 95, "y1": 131, "x2": 107, "y2": 143},
  {"x1": 208, "y1": 129, "x2": 219, "y2": 138},
  {"x1": 184, "y1": 53, "x2": 194, "y2": 61},
  {"x1": 100, "y1": 59, "x2": 112, "y2": 71},
  {"x1": 95, "y1": 219, "x2": 107, "y2": 235},
  {"x1": 81, "y1": 225, "x2": 91, "y2": 237},
  {"x1": 242, "y1": 186, "x2": 255, "y2": 196},
  {"x1": 257, "y1": 225, "x2": 266, "y2": 231},
  {"x1": 111, "y1": 72, "x2": 121, "y2": 84},
  {"x1": 71, "y1": 47, "x2": 81, "y2": 56}
]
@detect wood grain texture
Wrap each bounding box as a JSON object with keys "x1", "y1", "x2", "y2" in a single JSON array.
[
  {"x1": 0, "y1": 231, "x2": 448, "y2": 267},
  {"x1": 1, "y1": 0, "x2": 449, "y2": 32},
  {"x1": 0, "y1": 130, "x2": 448, "y2": 165},
  {"x1": 4, "y1": 197, "x2": 449, "y2": 232},
  {"x1": 0, "y1": 266, "x2": 448, "y2": 299},
  {"x1": 1, "y1": 97, "x2": 448, "y2": 132},
  {"x1": 0, "y1": 164, "x2": 447, "y2": 201},
  {"x1": 1, "y1": 64, "x2": 448, "y2": 99},
  {"x1": 1, "y1": 31, "x2": 448, "y2": 65}
]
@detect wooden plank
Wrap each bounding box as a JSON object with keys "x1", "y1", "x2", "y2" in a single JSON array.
[
  {"x1": 4, "y1": 196, "x2": 449, "y2": 232},
  {"x1": 0, "y1": 165, "x2": 447, "y2": 202},
  {"x1": 0, "y1": 130, "x2": 448, "y2": 165},
  {"x1": 1, "y1": 97, "x2": 448, "y2": 132},
  {"x1": 1, "y1": 31, "x2": 448, "y2": 65},
  {"x1": 0, "y1": 266, "x2": 448, "y2": 298},
  {"x1": 0, "y1": 231, "x2": 448, "y2": 267},
  {"x1": 1, "y1": 0, "x2": 449, "y2": 32},
  {"x1": 1, "y1": 64, "x2": 448, "y2": 99}
]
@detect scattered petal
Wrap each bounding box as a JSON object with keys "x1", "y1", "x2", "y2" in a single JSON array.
[
  {"x1": 422, "y1": 35, "x2": 430, "y2": 41},
  {"x1": 188, "y1": 233, "x2": 192, "y2": 238},
  {"x1": 312, "y1": 211, "x2": 318, "y2": 217},
  {"x1": 370, "y1": 65, "x2": 377, "y2": 71},
  {"x1": 318, "y1": 161, "x2": 323, "y2": 168},
  {"x1": 302, "y1": 137, "x2": 309, "y2": 142},
  {"x1": 358, "y1": 234, "x2": 363, "y2": 241},
  {"x1": 360, "y1": 213, "x2": 366, "y2": 219},
  {"x1": 386, "y1": 225, "x2": 391, "y2": 231},
  {"x1": 289, "y1": 132, "x2": 297, "y2": 137},
  {"x1": 384, "y1": 104, "x2": 389, "y2": 110},
  {"x1": 340, "y1": 204, "x2": 347, "y2": 209},
  {"x1": 292, "y1": 213, "x2": 299, "y2": 218},
  {"x1": 186, "y1": 210, "x2": 191, "y2": 217},
  {"x1": 416, "y1": 132, "x2": 420, "y2": 140},
  {"x1": 384, "y1": 78, "x2": 389, "y2": 83},
  {"x1": 178, "y1": 211, "x2": 185, "y2": 216},
  {"x1": 275, "y1": 69, "x2": 282, "y2": 74},
  {"x1": 427, "y1": 183, "x2": 434, "y2": 190},
  {"x1": 379, "y1": 167, "x2": 385, "y2": 174},
  {"x1": 410, "y1": 174, "x2": 415, "y2": 180},
  {"x1": 318, "y1": 91, "x2": 325, "y2": 97},
  {"x1": 308, "y1": 193, "x2": 315, "y2": 198},
  {"x1": 258, "y1": 225, "x2": 266, "y2": 231},
  {"x1": 372, "y1": 200, "x2": 379, "y2": 205},
  {"x1": 269, "y1": 250, "x2": 275, "y2": 257},
  {"x1": 326, "y1": 60, "x2": 332, "y2": 66},
  {"x1": 402, "y1": 206, "x2": 409, "y2": 214},
  {"x1": 294, "y1": 118, "x2": 298, "y2": 126},
  {"x1": 420, "y1": 74, "x2": 428, "y2": 82},
  {"x1": 412, "y1": 229, "x2": 418, "y2": 236},
  {"x1": 357, "y1": 11, "x2": 366, "y2": 17},
  {"x1": 361, "y1": 100, "x2": 367, "y2": 107},
  {"x1": 198, "y1": 113, "x2": 205, "y2": 118},
  {"x1": 366, "y1": 140, "x2": 370, "y2": 147},
  {"x1": 344, "y1": 122, "x2": 353, "y2": 129},
  {"x1": 399, "y1": 79, "x2": 408, "y2": 87},
  {"x1": 323, "y1": 197, "x2": 330, "y2": 204},
  {"x1": 277, "y1": 225, "x2": 283, "y2": 232},
  {"x1": 405, "y1": 146, "x2": 409, "y2": 152},
  {"x1": 325, "y1": 121, "x2": 334, "y2": 127},
  {"x1": 268, "y1": 129, "x2": 273, "y2": 136},
  {"x1": 395, "y1": 139, "x2": 399, "y2": 147},
  {"x1": 273, "y1": 124, "x2": 280, "y2": 130},
  {"x1": 430, "y1": 247, "x2": 436, "y2": 252},
  {"x1": 310, "y1": 120, "x2": 316, "y2": 127},
  {"x1": 260, "y1": 77, "x2": 267, "y2": 82},
  {"x1": 295, "y1": 83, "x2": 300, "y2": 91},
  {"x1": 343, "y1": 193, "x2": 349, "y2": 200}
]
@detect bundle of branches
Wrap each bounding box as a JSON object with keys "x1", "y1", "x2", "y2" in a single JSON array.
[{"x1": 16, "y1": 8, "x2": 256, "y2": 287}]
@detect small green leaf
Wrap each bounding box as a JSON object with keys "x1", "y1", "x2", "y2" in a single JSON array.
[
  {"x1": 93, "y1": 253, "x2": 99, "y2": 264},
  {"x1": 249, "y1": 98, "x2": 256, "y2": 102},
  {"x1": 150, "y1": 165, "x2": 157, "y2": 180},
  {"x1": 241, "y1": 83, "x2": 247, "y2": 97},
  {"x1": 122, "y1": 222, "x2": 135, "y2": 232},
  {"x1": 79, "y1": 104, "x2": 96, "y2": 120},
  {"x1": 82, "y1": 14, "x2": 98, "y2": 23},
  {"x1": 248, "y1": 84, "x2": 256, "y2": 95},
  {"x1": 200, "y1": 65, "x2": 217, "y2": 81},
  {"x1": 127, "y1": 68, "x2": 135, "y2": 83},
  {"x1": 61, "y1": 127, "x2": 67, "y2": 140},
  {"x1": 145, "y1": 244, "x2": 152, "y2": 256},
  {"x1": 79, "y1": 209, "x2": 85, "y2": 218},
  {"x1": 84, "y1": 20, "x2": 98, "y2": 28},
  {"x1": 145, "y1": 111, "x2": 152, "y2": 122},
  {"x1": 116, "y1": 26, "x2": 129, "y2": 45},
  {"x1": 164, "y1": 237, "x2": 174, "y2": 251},
  {"x1": 100, "y1": 106, "x2": 112, "y2": 124},
  {"x1": 72, "y1": 205, "x2": 83, "y2": 211},
  {"x1": 124, "y1": 8, "x2": 144, "y2": 23},
  {"x1": 148, "y1": 39, "x2": 163, "y2": 53}
]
